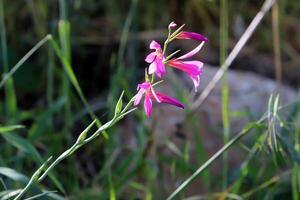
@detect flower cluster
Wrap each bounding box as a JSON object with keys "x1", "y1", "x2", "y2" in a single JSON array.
[{"x1": 134, "y1": 22, "x2": 208, "y2": 117}]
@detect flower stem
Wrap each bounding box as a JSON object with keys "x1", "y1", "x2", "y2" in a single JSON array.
[{"x1": 14, "y1": 157, "x2": 53, "y2": 200}]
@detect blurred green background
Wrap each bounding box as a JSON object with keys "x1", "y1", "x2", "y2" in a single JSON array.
[{"x1": 1, "y1": 0, "x2": 300, "y2": 199}]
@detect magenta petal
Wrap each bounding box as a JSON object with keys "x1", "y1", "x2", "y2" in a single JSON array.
[
  {"x1": 156, "y1": 92, "x2": 184, "y2": 109},
  {"x1": 149, "y1": 40, "x2": 161, "y2": 50},
  {"x1": 167, "y1": 60, "x2": 203, "y2": 91},
  {"x1": 134, "y1": 89, "x2": 145, "y2": 106},
  {"x1": 137, "y1": 82, "x2": 151, "y2": 90},
  {"x1": 177, "y1": 42, "x2": 205, "y2": 60},
  {"x1": 177, "y1": 31, "x2": 208, "y2": 42},
  {"x1": 144, "y1": 95, "x2": 152, "y2": 117},
  {"x1": 156, "y1": 59, "x2": 166, "y2": 78},
  {"x1": 148, "y1": 61, "x2": 157, "y2": 75},
  {"x1": 181, "y1": 61, "x2": 204, "y2": 73},
  {"x1": 145, "y1": 52, "x2": 156, "y2": 63},
  {"x1": 167, "y1": 60, "x2": 201, "y2": 76},
  {"x1": 150, "y1": 87, "x2": 161, "y2": 103}
]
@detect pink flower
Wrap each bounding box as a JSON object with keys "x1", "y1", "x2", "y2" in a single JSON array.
[
  {"x1": 177, "y1": 31, "x2": 208, "y2": 42},
  {"x1": 168, "y1": 21, "x2": 177, "y2": 29},
  {"x1": 145, "y1": 40, "x2": 166, "y2": 78},
  {"x1": 167, "y1": 42, "x2": 205, "y2": 91},
  {"x1": 134, "y1": 81, "x2": 184, "y2": 117}
]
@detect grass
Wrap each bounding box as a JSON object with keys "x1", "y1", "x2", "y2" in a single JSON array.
[
  {"x1": 220, "y1": 0, "x2": 230, "y2": 190},
  {"x1": 0, "y1": 0, "x2": 17, "y2": 119},
  {"x1": 58, "y1": 0, "x2": 72, "y2": 138},
  {"x1": 0, "y1": 0, "x2": 300, "y2": 199}
]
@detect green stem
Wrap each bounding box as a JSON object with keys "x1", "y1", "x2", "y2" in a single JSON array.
[
  {"x1": 162, "y1": 40, "x2": 168, "y2": 55},
  {"x1": 39, "y1": 106, "x2": 136, "y2": 181},
  {"x1": 0, "y1": 0, "x2": 8, "y2": 73},
  {"x1": 120, "y1": 97, "x2": 135, "y2": 115},
  {"x1": 0, "y1": 0, "x2": 17, "y2": 118},
  {"x1": 272, "y1": 1, "x2": 282, "y2": 90},
  {"x1": 59, "y1": 0, "x2": 72, "y2": 135},
  {"x1": 47, "y1": 38, "x2": 54, "y2": 126},
  {"x1": 14, "y1": 157, "x2": 53, "y2": 200},
  {"x1": 220, "y1": 0, "x2": 230, "y2": 190}
]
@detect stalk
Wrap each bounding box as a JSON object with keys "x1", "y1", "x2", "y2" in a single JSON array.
[
  {"x1": 272, "y1": 1, "x2": 282, "y2": 91},
  {"x1": 0, "y1": 0, "x2": 17, "y2": 119},
  {"x1": 59, "y1": 0, "x2": 72, "y2": 134},
  {"x1": 220, "y1": 0, "x2": 230, "y2": 190}
]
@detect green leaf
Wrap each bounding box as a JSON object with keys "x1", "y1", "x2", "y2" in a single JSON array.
[
  {"x1": 108, "y1": 171, "x2": 116, "y2": 200},
  {"x1": 0, "y1": 0, "x2": 17, "y2": 118},
  {"x1": 0, "y1": 189, "x2": 22, "y2": 200},
  {"x1": 2, "y1": 134, "x2": 42, "y2": 163},
  {"x1": 0, "y1": 125, "x2": 24, "y2": 134},
  {"x1": 58, "y1": 20, "x2": 71, "y2": 60},
  {"x1": 273, "y1": 94, "x2": 280, "y2": 117},
  {"x1": 114, "y1": 91, "x2": 124, "y2": 117},
  {"x1": 24, "y1": 191, "x2": 57, "y2": 200},
  {"x1": 0, "y1": 167, "x2": 28, "y2": 183},
  {"x1": 76, "y1": 120, "x2": 97, "y2": 143}
]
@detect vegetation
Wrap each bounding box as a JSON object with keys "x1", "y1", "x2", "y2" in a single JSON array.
[{"x1": 0, "y1": 0, "x2": 300, "y2": 199}]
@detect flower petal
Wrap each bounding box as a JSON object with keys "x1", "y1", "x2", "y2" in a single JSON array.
[
  {"x1": 177, "y1": 31, "x2": 208, "y2": 42},
  {"x1": 191, "y1": 75, "x2": 200, "y2": 92},
  {"x1": 156, "y1": 92, "x2": 184, "y2": 109},
  {"x1": 156, "y1": 59, "x2": 166, "y2": 78},
  {"x1": 150, "y1": 86, "x2": 161, "y2": 103},
  {"x1": 168, "y1": 21, "x2": 177, "y2": 29},
  {"x1": 167, "y1": 60, "x2": 203, "y2": 91},
  {"x1": 180, "y1": 61, "x2": 204, "y2": 73},
  {"x1": 137, "y1": 82, "x2": 151, "y2": 90},
  {"x1": 177, "y1": 42, "x2": 205, "y2": 60},
  {"x1": 149, "y1": 40, "x2": 161, "y2": 50},
  {"x1": 148, "y1": 61, "x2": 157, "y2": 74},
  {"x1": 144, "y1": 95, "x2": 152, "y2": 117},
  {"x1": 167, "y1": 60, "x2": 201, "y2": 76},
  {"x1": 134, "y1": 88, "x2": 145, "y2": 106},
  {"x1": 145, "y1": 52, "x2": 156, "y2": 63}
]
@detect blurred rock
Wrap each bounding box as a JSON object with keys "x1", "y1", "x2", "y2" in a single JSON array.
[{"x1": 196, "y1": 65, "x2": 297, "y2": 131}]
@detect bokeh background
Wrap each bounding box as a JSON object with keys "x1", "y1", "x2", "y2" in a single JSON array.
[{"x1": 1, "y1": 0, "x2": 300, "y2": 199}]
